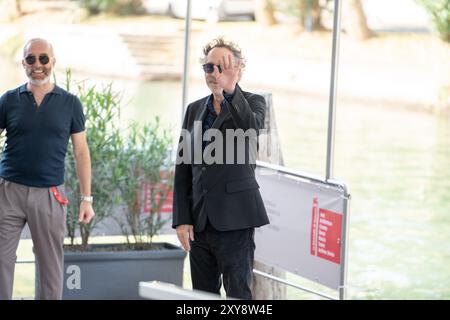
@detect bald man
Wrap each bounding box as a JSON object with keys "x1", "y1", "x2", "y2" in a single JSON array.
[{"x1": 0, "y1": 38, "x2": 95, "y2": 300}]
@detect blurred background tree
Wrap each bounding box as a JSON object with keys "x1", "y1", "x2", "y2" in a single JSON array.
[
  {"x1": 254, "y1": 0, "x2": 277, "y2": 26},
  {"x1": 274, "y1": 0, "x2": 371, "y2": 39},
  {"x1": 15, "y1": 0, "x2": 22, "y2": 16},
  {"x1": 80, "y1": 0, "x2": 146, "y2": 16},
  {"x1": 416, "y1": 0, "x2": 450, "y2": 42},
  {"x1": 0, "y1": 0, "x2": 22, "y2": 20},
  {"x1": 283, "y1": 0, "x2": 324, "y2": 31},
  {"x1": 343, "y1": 0, "x2": 372, "y2": 40}
]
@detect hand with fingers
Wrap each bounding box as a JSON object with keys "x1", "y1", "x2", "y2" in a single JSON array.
[
  {"x1": 176, "y1": 224, "x2": 195, "y2": 251},
  {"x1": 215, "y1": 53, "x2": 241, "y2": 94},
  {"x1": 78, "y1": 202, "x2": 95, "y2": 224}
]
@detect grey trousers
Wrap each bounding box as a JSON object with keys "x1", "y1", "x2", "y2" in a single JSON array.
[{"x1": 0, "y1": 178, "x2": 66, "y2": 300}]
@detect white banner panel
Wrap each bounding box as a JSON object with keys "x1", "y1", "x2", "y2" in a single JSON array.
[{"x1": 255, "y1": 163, "x2": 349, "y2": 290}]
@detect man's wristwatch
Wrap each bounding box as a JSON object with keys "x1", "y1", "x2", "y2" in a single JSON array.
[{"x1": 80, "y1": 195, "x2": 93, "y2": 204}]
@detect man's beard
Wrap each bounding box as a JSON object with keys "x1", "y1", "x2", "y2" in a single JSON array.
[
  {"x1": 207, "y1": 77, "x2": 223, "y2": 96},
  {"x1": 27, "y1": 67, "x2": 52, "y2": 86},
  {"x1": 29, "y1": 75, "x2": 51, "y2": 86}
]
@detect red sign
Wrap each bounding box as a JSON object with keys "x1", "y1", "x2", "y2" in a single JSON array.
[
  {"x1": 141, "y1": 171, "x2": 173, "y2": 214},
  {"x1": 310, "y1": 199, "x2": 342, "y2": 264},
  {"x1": 142, "y1": 186, "x2": 173, "y2": 214}
]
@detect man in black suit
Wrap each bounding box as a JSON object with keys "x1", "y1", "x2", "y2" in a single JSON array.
[{"x1": 172, "y1": 37, "x2": 269, "y2": 299}]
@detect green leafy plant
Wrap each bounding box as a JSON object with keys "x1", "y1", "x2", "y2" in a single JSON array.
[
  {"x1": 64, "y1": 70, "x2": 175, "y2": 251},
  {"x1": 416, "y1": 0, "x2": 450, "y2": 42},
  {"x1": 80, "y1": 0, "x2": 146, "y2": 16},
  {"x1": 63, "y1": 70, "x2": 124, "y2": 250},
  {"x1": 115, "y1": 119, "x2": 174, "y2": 249}
]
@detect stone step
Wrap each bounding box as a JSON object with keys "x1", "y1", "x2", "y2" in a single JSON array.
[
  {"x1": 120, "y1": 34, "x2": 183, "y2": 42},
  {"x1": 123, "y1": 40, "x2": 181, "y2": 48},
  {"x1": 139, "y1": 64, "x2": 181, "y2": 73},
  {"x1": 133, "y1": 56, "x2": 182, "y2": 65},
  {"x1": 127, "y1": 47, "x2": 179, "y2": 57},
  {"x1": 121, "y1": 38, "x2": 182, "y2": 50},
  {"x1": 139, "y1": 70, "x2": 181, "y2": 81},
  {"x1": 119, "y1": 33, "x2": 184, "y2": 80}
]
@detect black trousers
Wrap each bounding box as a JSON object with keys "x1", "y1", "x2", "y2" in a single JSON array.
[{"x1": 189, "y1": 223, "x2": 255, "y2": 299}]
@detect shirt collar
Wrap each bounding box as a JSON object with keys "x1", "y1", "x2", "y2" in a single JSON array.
[
  {"x1": 18, "y1": 84, "x2": 28, "y2": 94},
  {"x1": 19, "y1": 83, "x2": 63, "y2": 95},
  {"x1": 206, "y1": 94, "x2": 227, "y2": 114}
]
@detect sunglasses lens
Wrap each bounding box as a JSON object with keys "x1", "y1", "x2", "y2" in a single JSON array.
[
  {"x1": 25, "y1": 55, "x2": 50, "y2": 65},
  {"x1": 25, "y1": 56, "x2": 36, "y2": 65},
  {"x1": 39, "y1": 55, "x2": 50, "y2": 65},
  {"x1": 202, "y1": 63, "x2": 214, "y2": 74}
]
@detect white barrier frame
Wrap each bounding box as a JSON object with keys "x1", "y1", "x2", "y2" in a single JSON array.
[{"x1": 254, "y1": 161, "x2": 350, "y2": 300}]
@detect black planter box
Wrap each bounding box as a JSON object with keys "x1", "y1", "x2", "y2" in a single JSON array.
[{"x1": 35, "y1": 242, "x2": 186, "y2": 300}]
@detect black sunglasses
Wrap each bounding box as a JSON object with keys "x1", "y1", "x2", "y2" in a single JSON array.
[
  {"x1": 25, "y1": 54, "x2": 50, "y2": 65},
  {"x1": 202, "y1": 63, "x2": 222, "y2": 74}
]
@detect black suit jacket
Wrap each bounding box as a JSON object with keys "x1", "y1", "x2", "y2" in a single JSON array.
[{"x1": 172, "y1": 85, "x2": 270, "y2": 232}]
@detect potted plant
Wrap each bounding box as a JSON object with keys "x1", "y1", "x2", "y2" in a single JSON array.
[
  {"x1": 114, "y1": 120, "x2": 175, "y2": 248},
  {"x1": 36, "y1": 71, "x2": 186, "y2": 300},
  {"x1": 64, "y1": 71, "x2": 124, "y2": 250}
]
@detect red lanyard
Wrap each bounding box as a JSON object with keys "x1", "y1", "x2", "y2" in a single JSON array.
[{"x1": 50, "y1": 186, "x2": 69, "y2": 205}]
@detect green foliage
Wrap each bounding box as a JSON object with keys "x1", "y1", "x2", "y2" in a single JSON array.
[
  {"x1": 281, "y1": 0, "x2": 327, "y2": 31},
  {"x1": 80, "y1": 0, "x2": 115, "y2": 15},
  {"x1": 115, "y1": 119, "x2": 174, "y2": 248},
  {"x1": 416, "y1": 0, "x2": 450, "y2": 42},
  {"x1": 62, "y1": 70, "x2": 174, "y2": 250},
  {"x1": 79, "y1": 0, "x2": 145, "y2": 16},
  {"x1": 63, "y1": 70, "x2": 124, "y2": 249}
]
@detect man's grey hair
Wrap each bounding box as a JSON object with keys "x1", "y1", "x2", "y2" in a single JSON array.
[
  {"x1": 201, "y1": 37, "x2": 246, "y2": 71},
  {"x1": 23, "y1": 38, "x2": 54, "y2": 57}
]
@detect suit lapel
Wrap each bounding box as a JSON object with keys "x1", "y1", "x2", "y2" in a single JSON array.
[{"x1": 196, "y1": 99, "x2": 208, "y2": 122}]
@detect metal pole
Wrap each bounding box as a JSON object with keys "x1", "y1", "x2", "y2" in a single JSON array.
[
  {"x1": 181, "y1": 0, "x2": 192, "y2": 123},
  {"x1": 339, "y1": 187, "x2": 350, "y2": 300},
  {"x1": 325, "y1": 0, "x2": 342, "y2": 181}
]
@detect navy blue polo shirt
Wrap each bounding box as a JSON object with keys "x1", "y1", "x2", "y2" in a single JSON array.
[{"x1": 0, "y1": 84, "x2": 85, "y2": 187}]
